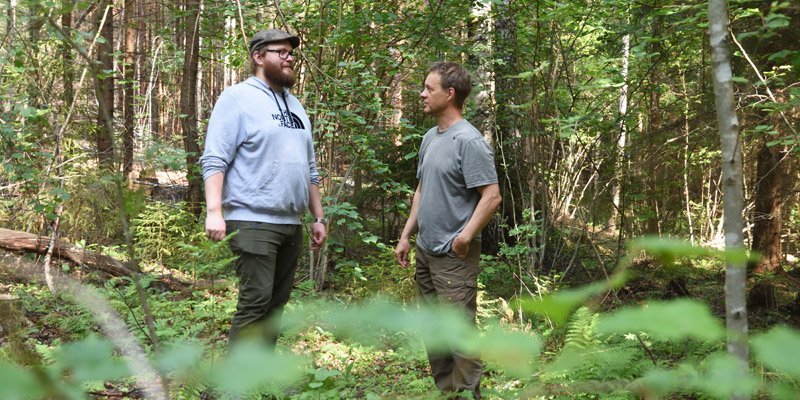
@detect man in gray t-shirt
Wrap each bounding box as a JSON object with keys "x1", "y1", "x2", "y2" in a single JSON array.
[{"x1": 395, "y1": 62, "x2": 501, "y2": 400}]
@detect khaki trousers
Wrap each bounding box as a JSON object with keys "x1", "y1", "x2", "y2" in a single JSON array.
[{"x1": 415, "y1": 240, "x2": 483, "y2": 399}]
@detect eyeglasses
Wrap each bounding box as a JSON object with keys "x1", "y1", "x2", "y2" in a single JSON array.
[{"x1": 264, "y1": 49, "x2": 294, "y2": 60}]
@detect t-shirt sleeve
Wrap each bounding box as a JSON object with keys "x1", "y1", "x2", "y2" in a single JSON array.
[
  {"x1": 416, "y1": 132, "x2": 432, "y2": 180},
  {"x1": 462, "y1": 137, "x2": 498, "y2": 189}
]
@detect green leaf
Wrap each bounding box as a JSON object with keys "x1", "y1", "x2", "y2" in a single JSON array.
[
  {"x1": 212, "y1": 341, "x2": 304, "y2": 395},
  {"x1": 635, "y1": 365, "x2": 697, "y2": 396},
  {"x1": 752, "y1": 326, "x2": 800, "y2": 377},
  {"x1": 471, "y1": 323, "x2": 541, "y2": 378},
  {"x1": 155, "y1": 342, "x2": 203, "y2": 374},
  {"x1": 769, "y1": 382, "x2": 800, "y2": 400},
  {"x1": 694, "y1": 353, "x2": 758, "y2": 398},
  {"x1": 403, "y1": 151, "x2": 418, "y2": 160},
  {"x1": 596, "y1": 299, "x2": 724, "y2": 341},
  {"x1": 627, "y1": 236, "x2": 715, "y2": 266},
  {"x1": 0, "y1": 360, "x2": 44, "y2": 400},
  {"x1": 518, "y1": 276, "x2": 625, "y2": 325},
  {"x1": 55, "y1": 336, "x2": 130, "y2": 382},
  {"x1": 313, "y1": 367, "x2": 340, "y2": 382}
]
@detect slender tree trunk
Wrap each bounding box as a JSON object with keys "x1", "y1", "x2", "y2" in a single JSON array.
[
  {"x1": 469, "y1": 0, "x2": 502, "y2": 257},
  {"x1": 680, "y1": 70, "x2": 695, "y2": 244},
  {"x1": 123, "y1": 0, "x2": 137, "y2": 179},
  {"x1": 492, "y1": 0, "x2": 523, "y2": 256},
  {"x1": 61, "y1": 2, "x2": 74, "y2": 106},
  {"x1": 708, "y1": 1, "x2": 749, "y2": 397},
  {"x1": 6, "y1": 0, "x2": 15, "y2": 36},
  {"x1": 645, "y1": 3, "x2": 663, "y2": 235},
  {"x1": 180, "y1": 0, "x2": 203, "y2": 216},
  {"x1": 94, "y1": 1, "x2": 115, "y2": 168},
  {"x1": 610, "y1": 31, "x2": 630, "y2": 231},
  {"x1": 468, "y1": 0, "x2": 494, "y2": 139}
]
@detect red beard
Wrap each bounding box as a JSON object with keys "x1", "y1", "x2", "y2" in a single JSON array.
[{"x1": 264, "y1": 61, "x2": 296, "y2": 88}]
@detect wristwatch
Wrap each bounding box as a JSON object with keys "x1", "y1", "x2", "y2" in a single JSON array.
[{"x1": 313, "y1": 218, "x2": 327, "y2": 225}]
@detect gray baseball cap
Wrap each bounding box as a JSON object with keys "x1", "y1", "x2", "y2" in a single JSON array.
[{"x1": 249, "y1": 29, "x2": 300, "y2": 54}]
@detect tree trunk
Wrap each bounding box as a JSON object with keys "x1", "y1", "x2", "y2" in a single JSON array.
[
  {"x1": 680, "y1": 69, "x2": 695, "y2": 244},
  {"x1": 6, "y1": 0, "x2": 15, "y2": 36},
  {"x1": 645, "y1": 2, "x2": 663, "y2": 235},
  {"x1": 61, "y1": 2, "x2": 74, "y2": 106},
  {"x1": 609, "y1": 31, "x2": 630, "y2": 231},
  {"x1": 469, "y1": 0, "x2": 501, "y2": 256},
  {"x1": 123, "y1": 0, "x2": 138, "y2": 179},
  {"x1": 708, "y1": 0, "x2": 749, "y2": 397},
  {"x1": 122, "y1": 0, "x2": 138, "y2": 179},
  {"x1": 94, "y1": 1, "x2": 115, "y2": 168},
  {"x1": 492, "y1": 0, "x2": 523, "y2": 258},
  {"x1": 750, "y1": 142, "x2": 788, "y2": 274},
  {"x1": 180, "y1": 0, "x2": 203, "y2": 216}
]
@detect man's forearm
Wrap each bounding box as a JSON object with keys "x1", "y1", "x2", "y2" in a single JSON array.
[
  {"x1": 400, "y1": 185, "x2": 422, "y2": 240},
  {"x1": 459, "y1": 184, "x2": 501, "y2": 241},
  {"x1": 309, "y1": 183, "x2": 324, "y2": 219},
  {"x1": 204, "y1": 172, "x2": 224, "y2": 214}
]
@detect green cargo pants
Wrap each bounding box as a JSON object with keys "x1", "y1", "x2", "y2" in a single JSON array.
[
  {"x1": 226, "y1": 221, "x2": 303, "y2": 345},
  {"x1": 415, "y1": 239, "x2": 483, "y2": 399}
]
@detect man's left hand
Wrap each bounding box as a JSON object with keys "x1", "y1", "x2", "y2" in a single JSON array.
[
  {"x1": 451, "y1": 234, "x2": 470, "y2": 259},
  {"x1": 311, "y1": 222, "x2": 327, "y2": 250}
]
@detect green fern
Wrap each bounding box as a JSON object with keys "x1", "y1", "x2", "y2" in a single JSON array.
[{"x1": 564, "y1": 306, "x2": 600, "y2": 350}]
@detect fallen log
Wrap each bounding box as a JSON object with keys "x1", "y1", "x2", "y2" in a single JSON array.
[
  {"x1": 0, "y1": 229, "x2": 227, "y2": 293},
  {"x1": 0, "y1": 228, "x2": 132, "y2": 277}
]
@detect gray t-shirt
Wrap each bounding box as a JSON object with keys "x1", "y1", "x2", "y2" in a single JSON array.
[{"x1": 416, "y1": 119, "x2": 498, "y2": 255}]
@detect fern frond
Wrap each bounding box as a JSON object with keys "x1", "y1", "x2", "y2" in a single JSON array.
[{"x1": 564, "y1": 306, "x2": 599, "y2": 350}]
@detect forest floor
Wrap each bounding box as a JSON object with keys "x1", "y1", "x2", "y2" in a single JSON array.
[{"x1": 2, "y1": 232, "x2": 800, "y2": 399}]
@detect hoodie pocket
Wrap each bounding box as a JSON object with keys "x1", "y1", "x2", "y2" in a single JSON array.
[{"x1": 248, "y1": 161, "x2": 310, "y2": 214}]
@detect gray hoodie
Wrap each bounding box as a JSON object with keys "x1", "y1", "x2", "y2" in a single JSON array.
[{"x1": 200, "y1": 77, "x2": 319, "y2": 225}]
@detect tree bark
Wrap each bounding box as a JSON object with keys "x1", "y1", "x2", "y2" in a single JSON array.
[
  {"x1": 609, "y1": 31, "x2": 630, "y2": 231},
  {"x1": 61, "y1": 2, "x2": 74, "y2": 105},
  {"x1": 750, "y1": 142, "x2": 788, "y2": 274},
  {"x1": 122, "y1": 0, "x2": 138, "y2": 179},
  {"x1": 708, "y1": 0, "x2": 749, "y2": 397},
  {"x1": 179, "y1": 0, "x2": 203, "y2": 216},
  {"x1": 94, "y1": 1, "x2": 115, "y2": 168},
  {"x1": 492, "y1": 0, "x2": 523, "y2": 259},
  {"x1": 645, "y1": 1, "x2": 663, "y2": 235}
]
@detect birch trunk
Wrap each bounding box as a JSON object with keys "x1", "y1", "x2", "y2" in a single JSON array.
[
  {"x1": 708, "y1": 0, "x2": 749, "y2": 397},
  {"x1": 609, "y1": 31, "x2": 630, "y2": 231}
]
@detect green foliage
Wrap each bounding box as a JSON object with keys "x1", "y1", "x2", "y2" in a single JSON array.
[
  {"x1": 519, "y1": 273, "x2": 626, "y2": 325},
  {"x1": 564, "y1": 306, "x2": 600, "y2": 350},
  {"x1": 597, "y1": 299, "x2": 725, "y2": 341},
  {"x1": 5, "y1": 282, "x2": 800, "y2": 399},
  {"x1": 131, "y1": 201, "x2": 235, "y2": 278},
  {"x1": 132, "y1": 201, "x2": 197, "y2": 262},
  {"x1": 0, "y1": 359, "x2": 44, "y2": 400},
  {"x1": 326, "y1": 248, "x2": 416, "y2": 300},
  {"x1": 752, "y1": 326, "x2": 800, "y2": 378}
]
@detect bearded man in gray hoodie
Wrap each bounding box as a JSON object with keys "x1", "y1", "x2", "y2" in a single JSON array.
[{"x1": 200, "y1": 29, "x2": 327, "y2": 345}]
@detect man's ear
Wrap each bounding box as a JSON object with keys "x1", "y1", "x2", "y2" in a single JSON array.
[
  {"x1": 252, "y1": 51, "x2": 264, "y2": 66},
  {"x1": 447, "y1": 87, "x2": 455, "y2": 102}
]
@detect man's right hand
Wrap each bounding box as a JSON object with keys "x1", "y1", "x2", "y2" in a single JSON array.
[
  {"x1": 394, "y1": 238, "x2": 411, "y2": 268},
  {"x1": 206, "y1": 213, "x2": 226, "y2": 241}
]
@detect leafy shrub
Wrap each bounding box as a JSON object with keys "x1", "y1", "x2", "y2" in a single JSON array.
[{"x1": 131, "y1": 201, "x2": 235, "y2": 278}]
